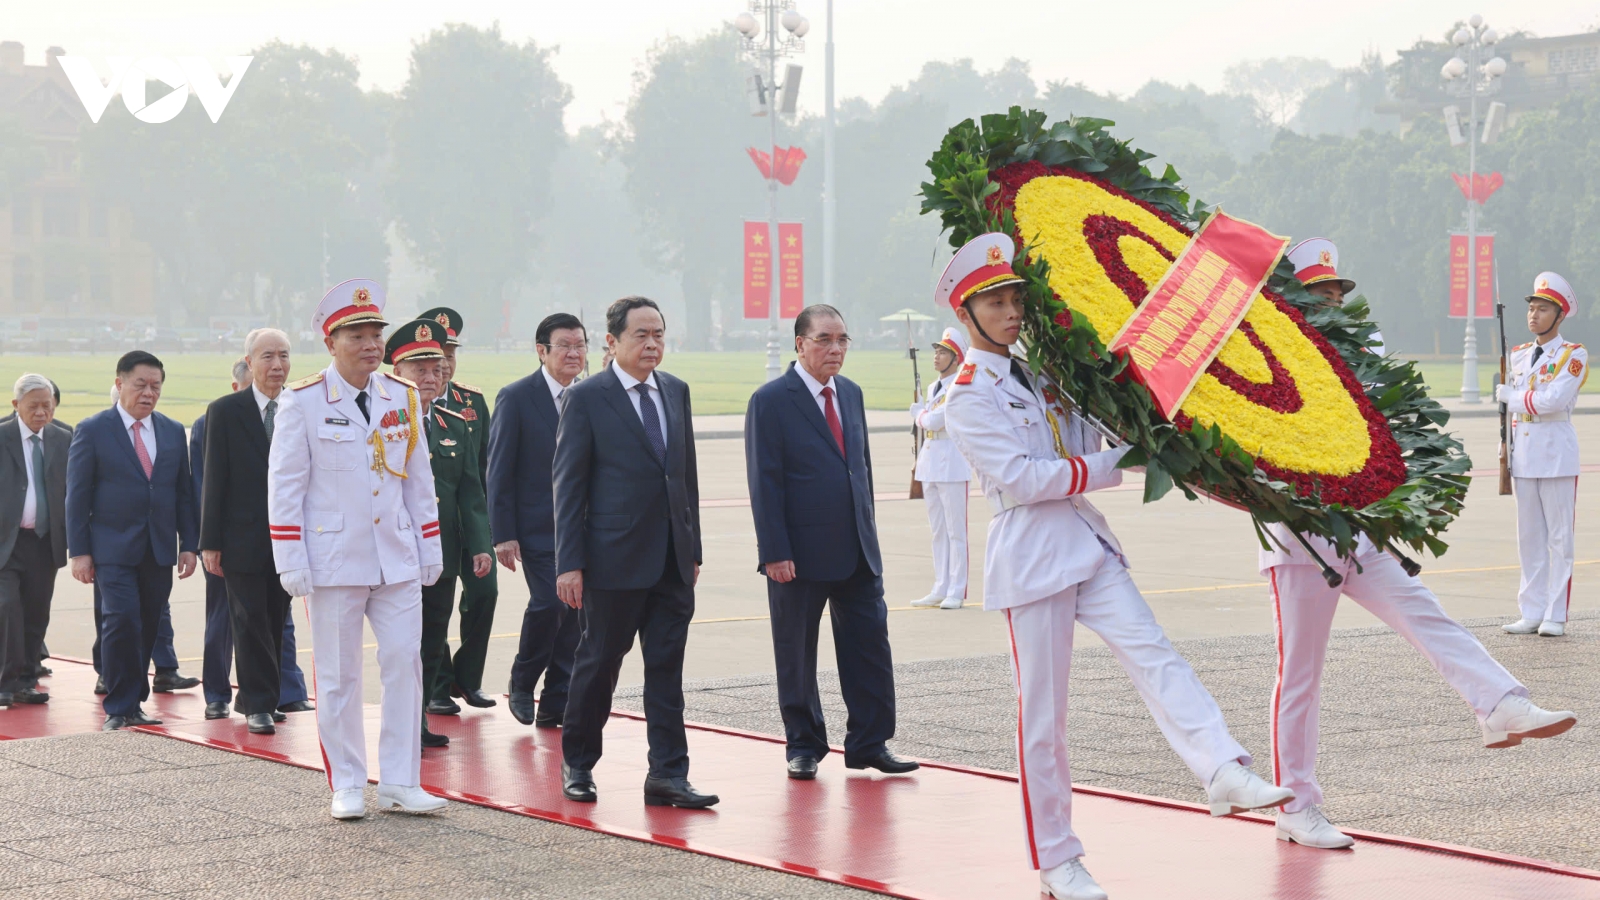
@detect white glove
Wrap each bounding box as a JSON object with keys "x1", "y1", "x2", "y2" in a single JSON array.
[
  {"x1": 1493, "y1": 383, "x2": 1512, "y2": 405},
  {"x1": 279, "y1": 568, "x2": 312, "y2": 598},
  {"x1": 909, "y1": 402, "x2": 925, "y2": 417},
  {"x1": 421, "y1": 564, "x2": 443, "y2": 587}
]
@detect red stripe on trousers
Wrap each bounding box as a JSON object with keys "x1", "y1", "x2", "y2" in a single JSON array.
[
  {"x1": 1004, "y1": 609, "x2": 1041, "y2": 869},
  {"x1": 1269, "y1": 569, "x2": 1285, "y2": 788}
]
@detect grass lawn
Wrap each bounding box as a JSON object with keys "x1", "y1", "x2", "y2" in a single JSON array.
[
  {"x1": 0, "y1": 350, "x2": 931, "y2": 425},
  {"x1": 1408, "y1": 359, "x2": 1599, "y2": 400}
]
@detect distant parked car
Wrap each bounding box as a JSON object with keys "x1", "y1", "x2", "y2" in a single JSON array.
[{"x1": 144, "y1": 327, "x2": 184, "y2": 351}]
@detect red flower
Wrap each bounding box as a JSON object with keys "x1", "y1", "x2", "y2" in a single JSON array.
[{"x1": 1054, "y1": 310, "x2": 1072, "y2": 329}]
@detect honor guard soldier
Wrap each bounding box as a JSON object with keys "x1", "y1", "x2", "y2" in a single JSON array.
[
  {"x1": 384, "y1": 321, "x2": 494, "y2": 750},
  {"x1": 909, "y1": 326, "x2": 972, "y2": 609},
  {"x1": 940, "y1": 234, "x2": 1291, "y2": 900},
  {"x1": 419, "y1": 306, "x2": 500, "y2": 712},
  {"x1": 1496, "y1": 272, "x2": 1587, "y2": 637},
  {"x1": 268, "y1": 279, "x2": 449, "y2": 821},
  {"x1": 1287, "y1": 237, "x2": 1384, "y2": 354},
  {"x1": 1260, "y1": 254, "x2": 1575, "y2": 852}
]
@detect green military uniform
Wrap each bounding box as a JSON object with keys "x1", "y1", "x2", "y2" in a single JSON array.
[{"x1": 420, "y1": 307, "x2": 500, "y2": 705}]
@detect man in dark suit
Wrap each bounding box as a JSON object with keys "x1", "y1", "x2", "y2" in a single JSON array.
[
  {"x1": 67, "y1": 351, "x2": 199, "y2": 730},
  {"x1": 0, "y1": 374, "x2": 68, "y2": 706},
  {"x1": 490, "y1": 312, "x2": 586, "y2": 728},
  {"x1": 554, "y1": 296, "x2": 714, "y2": 809},
  {"x1": 1, "y1": 377, "x2": 67, "y2": 684},
  {"x1": 200, "y1": 330, "x2": 310, "y2": 735},
  {"x1": 744, "y1": 305, "x2": 917, "y2": 780}
]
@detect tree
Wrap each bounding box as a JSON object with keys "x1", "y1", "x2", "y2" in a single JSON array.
[
  {"x1": 387, "y1": 22, "x2": 570, "y2": 335},
  {"x1": 1224, "y1": 57, "x2": 1339, "y2": 128}
]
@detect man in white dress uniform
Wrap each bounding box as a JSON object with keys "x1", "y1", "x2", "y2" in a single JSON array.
[
  {"x1": 910, "y1": 327, "x2": 972, "y2": 609},
  {"x1": 268, "y1": 278, "x2": 450, "y2": 821}
]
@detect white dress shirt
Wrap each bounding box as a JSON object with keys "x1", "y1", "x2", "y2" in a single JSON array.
[
  {"x1": 541, "y1": 366, "x2": 570, "y2": 409},
  {"x1": 793, "y1": 362, "x2": 838, "y2": 419},
  {"x1": 115, "y1": 402, "x2": 157, "y2": 466},
  {"x1": 251, "y1": 383, "x2": 283, "y2": 421},
  {"x1": 18, "y1": 420, "x2": 42, "y2": 530},
  {"x1": 611, "y1": 362, "x2": 667, "y2": 450}
]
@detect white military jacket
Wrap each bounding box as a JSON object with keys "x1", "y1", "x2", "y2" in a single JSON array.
[
  {"x1": 944, "y1": 348, "x2": 1130, "y2": 611},
  {"x1": 913, "y1": 375, "x2": 971, "y2": 484},
  {"x1": 1506, "y1": 334, "x2": 1586, "y2": 479},
  {"x1": 1258, "y1": 526, "x2": 1377, "y2": 574},
  {"x1": 268, "y1": 364, "x2": 443, "y2": 587}
]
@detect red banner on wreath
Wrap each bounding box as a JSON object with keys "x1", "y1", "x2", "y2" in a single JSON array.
[
  {"x1": 1109, "y1": 210, "x2": 1289, "y2": 419},
  {"x1": 743, "y1": 221, "x2": 772, "y2": 318},
  {"x1": 1448, "y1": 233, "x2": 1494, "y2": 319},
  {"x1": 778, "y1": 222, "x2": 803, "y2": 317}
]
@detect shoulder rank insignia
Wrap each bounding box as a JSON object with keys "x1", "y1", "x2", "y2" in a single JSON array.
[
  {"x1": 434, "y1": 405, "x2": 467, "y2": 420},
  {"x1": 453, "y1": 382, "x2": 484, "y2": 396},
  {"x1": 954, "y1": 363, "x2": 977, "y2": 386},
  {"x1": 1514, "y1": 342, "x2": 1533, "y2": 352},
  {"x1": 288, "y1": 372, "x2": 324, "y2": 391},
  {"x1": 388, "y1": 372, "x2": 418, "y2": 389},
  {"x1": 1568, "y1": 342, "x2": 1584, "y2": 350}
]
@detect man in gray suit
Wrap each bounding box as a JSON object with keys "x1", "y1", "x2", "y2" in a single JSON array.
[
  {"x1": 0, "y1": 374, "x2": 68, "y2": 706},
  {"x1": 553, "y1": 296, "x2": 714, "y2": 809}
]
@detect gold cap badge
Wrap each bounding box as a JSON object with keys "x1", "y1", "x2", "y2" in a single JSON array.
[{"x1": 985, "y1": 245, "x2": 1005, "y2": 266}]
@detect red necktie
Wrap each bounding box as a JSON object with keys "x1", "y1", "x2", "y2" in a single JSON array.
[
  {"x1": 820, "y1": 386, "x2": 845, "y2": 456},
  {"x1": 131, "y1": 420, "x2": 154, "y2": 479}
]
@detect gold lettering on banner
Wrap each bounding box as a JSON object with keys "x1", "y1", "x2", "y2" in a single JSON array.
[{"x1": 1128, "y1": 250, "x2": 1228, "y2": 371}]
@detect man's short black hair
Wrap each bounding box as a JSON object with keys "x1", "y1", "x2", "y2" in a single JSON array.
[
  {"x1": 49, "y1": 380, "x2": 60, "y2": 404},
  {"x1": 795, "y1": 304, "x2": 844, "y2": 338},
  {"x1": 536, "y1": 313, "x2": 587, "y2": 347},
  {"x1": 606, "y1": 296, "x2": 663, "y2": 338},
  {"x1": 116, "y1": 350, "x2": 165, "y2": 377}
]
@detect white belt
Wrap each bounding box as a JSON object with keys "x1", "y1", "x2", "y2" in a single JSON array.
[
  {"x1": 923, "y1": 431, "x2": 948, "y2": 441},
  {"x1": 1516, "y1": 411, "x2": 1570, "y2": 423},
  {"x1": 988, "y1": 490, "x2": 1025, "y2": 517}
]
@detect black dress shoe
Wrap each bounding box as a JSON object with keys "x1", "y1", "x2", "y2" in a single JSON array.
[
  {"x1": 12, "y1": 687, "x2": 46, "y2": 704},
  {"x1": 151, "y1": 671, "x2": 200, "y2": 692},
  {"x1": 94, "y1": 676, "x2": 107, "y2": 695},
  {"x1": 508, "y1": 690, "x2": 536, "y2": 726},
  {"x1": 421, "y1": 728, "x2": 449, "y2": 748},
  {"x1": 787, "y1": 756, "x2": 819, "y2": 781},
  {"x1": 845, "y1": 751, "x2": 920, "y2": 774},
  {"x1": 427, "y1": 698, "x2": 461, "y2": 715},
  {"x1": 204, "y1": 701, "x2": 230, "y2": 720},
  {"x1": 277, "y1": 700, "x2": 315, "y2": 713},
  {"x1": 271, "y1": 710, "x2": 287, "y2": 723},
  {"x1": 643, "y1": 775, "x2": 719, "y2": 809},
  {"x1": 34, "y1": 665, "x2": 51, "y2": 677},
  {"x1": 562, "y1": 762, "x2": 596, "y2": 803},
  {"x1": 455, "y1": 686, "x2": 497, "y2": 709},
  {"x1": 246, "y1": 713, "x2": 276, "y2": 735},
  {"x1": 0, "y1": 692, "x2": 11, "y2": 708},
  {"x1": 124, "y1": 710, "x2": 163, "y2": 727},
  {"x1": 534, "y1": 709, "x2": 564, "y2": 729},
  {"x1": 102, "y1": 715, "x2": 129, "y2": 732}
]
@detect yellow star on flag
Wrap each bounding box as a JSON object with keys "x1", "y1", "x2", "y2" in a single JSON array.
[
  {"x1": 785, "y1": 234, "x2": 798, "y2": 247},
  {"x1": 751, "y1": 232, "x2": 764, "y2": 246}
]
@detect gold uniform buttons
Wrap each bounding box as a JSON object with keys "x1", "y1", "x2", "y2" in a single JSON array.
[{"x1": 374, "y1": 517, "x2": 381, "y2": 524}]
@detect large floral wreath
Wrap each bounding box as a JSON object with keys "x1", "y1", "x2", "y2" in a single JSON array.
[{"x1": 920, "y1": 108, "x2": 1471, "y2": 559}]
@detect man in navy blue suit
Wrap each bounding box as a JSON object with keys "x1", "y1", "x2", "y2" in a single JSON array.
[
  {"x1": 67, "y1": 351, "x2": 200, "y2": 730},
  {"x1": 744, "y1": 305, "x2": 917, "y2": 780},
  {"x1": 490, "y1": 312, "x2": 586, "y2": 728}
]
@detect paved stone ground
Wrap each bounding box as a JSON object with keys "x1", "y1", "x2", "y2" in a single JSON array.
[{"x1": 617, "y1": 611, "x2": 1600, "y2": 871}]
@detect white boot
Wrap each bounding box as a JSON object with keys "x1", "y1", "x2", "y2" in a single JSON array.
[
  {"x1": 939, "y1": 597, "x2": 965, "y2": 609},
  {"x1": 1481, "y1": 694, "x2": 1576, "y2": 748},
  {"x1": 1538, "y1": 621, "x2": 1566, "y2": 637},
  {"x1": 376, "y1": 784, "x2": 448, "y2": 813},
  {"x1": 910, "y1": 593, "x2": 944, "y2": 608},
  {"x1": 1207, "y1": 761, "x2": 1294, "y2": 817},
  {"x1": 1502, "y1": 618, "x2": 1541, "y2": 634},
  {"x1": 1040, "y1": 858, "x2": 1108, "y2": 900},
  {"x1": 1276, "y1": 806, "x2": 1354, "y2": 849},
  {"x1": 330, "y1": 788, "x2": 365, "y2": 820}
]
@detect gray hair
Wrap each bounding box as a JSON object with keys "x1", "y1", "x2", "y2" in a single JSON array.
[
  {"x1": 243, "y1": 327, "x2": 290, "y2": 357},
  {"x1": 13, "y1": 373, "x2": 53, "y2": 402},
  {"x1": 231, "y1": 357, "x2": 251, "y2": 386}
]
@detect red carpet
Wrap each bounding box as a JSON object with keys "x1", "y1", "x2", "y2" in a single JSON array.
[{"x1": 10, "y1": 659, "x2": 1600, "y2": 899}]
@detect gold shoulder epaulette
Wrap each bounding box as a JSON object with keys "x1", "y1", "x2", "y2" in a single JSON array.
[
  {"x1": 1514, "y1": 342, "x2": 1533, "y2": 351},
  {"x1": 288, "y1": 373, "x2": 324, "y2": 391},
  {"x1": 453, "y1": 382, "x2": 484, "y2": 395},
  {"x1": 1567, "y1": 342, "x2": 1584, "y2": 350},
  {"x1": 434, "y1": 405, "x2": 467, "y2": 420},
  {"x1": 388, "y1": 372, "x2": 417, "y2": 389}
]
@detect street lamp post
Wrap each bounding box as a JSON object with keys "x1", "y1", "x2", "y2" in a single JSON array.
[
  {"x1": 735, "y1": 3, "x2": 808, "y2": 382},
  {"x1": 1442, "y1": 14, "x2": 1506, "y2": 403}
]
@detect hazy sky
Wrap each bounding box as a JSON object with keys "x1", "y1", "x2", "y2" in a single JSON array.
[{"x1": 15, "y1": 1, "x2": 1600, "y2": 130}]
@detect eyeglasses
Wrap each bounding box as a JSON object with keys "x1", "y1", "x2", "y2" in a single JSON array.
[
  {"x1": 801, "y1": 336, "x2": 851, "y2": 350},
  {"x1": 542, "y1": 342, "x2": 587, "y2": 355}
]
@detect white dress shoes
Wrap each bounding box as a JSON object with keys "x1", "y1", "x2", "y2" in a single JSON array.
[
  {"x1": 376, "y1": 783, "x2": 448, "y2": 814},
  {"x1": 1481, "y1": 694, "x2": 1577, "y2": 748},
  {"x1": 910, "y1": 593, "x2": 944, "y2": 608},
  {"x1": 1040, "y1": 858, "x2": 1109, "y2": 900},
  {"x1": 1502, "y1": 618, "x2": 1541, "y2": 634},
  {"x1": 1276, "y1": 805, "x2": 1355, "y2": 849},
  {"x1": 1538, "y1": 621, "x2": 1566, "y2": 637},
  {"x1": 939, "y1": 597, "x2": 964, "y2": 609},
  {"x1": 1206, "y1": 761, "x2": 1295, "y2": 817},
  {"x1": 331, "y1": 788, "x2": 365, "y2": 820}
]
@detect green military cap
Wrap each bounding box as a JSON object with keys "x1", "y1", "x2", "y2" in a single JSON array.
[
  {"x1": 383, "y1": 318, "x2": 447, "y2": 365},
  {"x1": 418, "y1": 306, "x2": 464, "y2": 345}
]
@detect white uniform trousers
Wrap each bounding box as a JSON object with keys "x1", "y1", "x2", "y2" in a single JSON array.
[
  {"x1": 1004, "y1": 549, "x2": 1247, "y2": 869},
  {"x1": 1515, "y1": 476, "x2": 1578, "y2": 624},
  {"x1": 921, "y1": 480, "x2": 969, "y2": 600},
  {"x1": 307, "y1": 581, "x2": 424, "y2": 792},
  {"x1": 1268, "y1": 555, "x2": 1524, "y2": 812}
]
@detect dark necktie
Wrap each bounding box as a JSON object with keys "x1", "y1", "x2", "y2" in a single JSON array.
[
  {"x1": 932, "y1": 379, "x2": 945, "y2": 398},
  {"x1": 820, "y1": 385, "x2": 846, "y2": 456},
  {"x1": 635, "y1": 384, "x2": 666, "y2": 463},
  {"x1": 424, "y1": 413, "x2": 433, "y2": 441},
  {"x1": 263, "y1": 398, "x2": 277, "y2": 444},
  {"x1": 355, "y1": 390, "x2": 370, "y2": 423},
  {"x1": 1532, "y1": 345, "x2": 1545, "y2": 366},
  {"x1": 29, "y1": 434, "x2": 48, "y2": 538},
  {"x1": 1010, "y1": 359, "x2": 1035, "y2": 394}
]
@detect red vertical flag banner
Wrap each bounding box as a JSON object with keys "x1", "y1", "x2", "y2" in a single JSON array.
[
  {"x1": 779, "y1": 222, "x2": 804, "y2": 318},
  {"x1": 743, "y1": 221, "x2": 771, "y2": 319},
  {"x1": 1448, "y1": 233, "x2": 1494, "y2": 318}
]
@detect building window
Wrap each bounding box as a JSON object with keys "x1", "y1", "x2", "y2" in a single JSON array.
[
  {"x1": 1548, "y1": 46, "x2": 1600, "y2": 74},
  {"x1": 42, "y1": 192, "x2": 77, "y2": 237}
]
